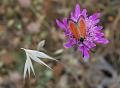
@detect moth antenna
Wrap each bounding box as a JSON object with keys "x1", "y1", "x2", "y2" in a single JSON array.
[{"x1": 67, "y1": 18, "x2": 76, "y2": 24}]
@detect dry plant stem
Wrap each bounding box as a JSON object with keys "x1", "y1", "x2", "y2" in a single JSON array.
[
  {"x1": 100, "y1": 8, "x2": 120, "y2": 57},
  {"x1": 112, "y1": 9, "x2": 120, "y2": 30},
  {"x1": 59, "y1": 58, "x2": 82, "y2": 87},
  {"x1": 24, "y1": 77, "x2": 31, "y2": 88},
  {"x1": 102, "y1": 3, "x2": 120, "y2": 16}
]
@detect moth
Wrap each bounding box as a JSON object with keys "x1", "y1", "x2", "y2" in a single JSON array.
[{"x1": 68, "y1": 16, "x2": 94, "y2": 57}]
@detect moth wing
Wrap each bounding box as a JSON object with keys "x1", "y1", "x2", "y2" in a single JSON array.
[
  {"x1": 68, "y1": 20, "x2": 80, "y2": 40},
  {"x1": 78, "y1": 16, "x2": 87, "y2": 38}
]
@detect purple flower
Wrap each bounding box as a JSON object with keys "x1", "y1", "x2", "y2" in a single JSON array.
[{"x1": 56, "y1": 4, "x2": 109, "y2": 59}]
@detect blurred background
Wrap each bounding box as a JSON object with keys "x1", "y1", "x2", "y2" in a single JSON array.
[{"x1": 0, "y1": 0, "x2": 120, "y2": 88}]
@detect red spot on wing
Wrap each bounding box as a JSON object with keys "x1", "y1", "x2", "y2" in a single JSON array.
[
  {"x1": 69, "y1": 21, "x2": 80, "y2": 40},
  {"x1": 79, "y1": 17, "x2": 87, "y2": 38}
]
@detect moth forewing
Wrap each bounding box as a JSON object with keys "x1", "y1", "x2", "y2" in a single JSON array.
[
  {"x1": 68, "y1": 19, "x2": 80, "y2": 40},
  {"x1": 78, "y1": 16, "x2": 87, "y2": 38}
]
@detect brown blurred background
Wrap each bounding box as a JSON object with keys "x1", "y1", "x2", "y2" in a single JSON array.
[{"x1": 0, "y1": 0, "x2": 120, "y2": 88}]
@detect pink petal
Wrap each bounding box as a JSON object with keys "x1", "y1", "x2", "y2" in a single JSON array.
[
  {"x1": 94, "y1": 26, "x2": 103, "y2": 30},
  {"x1": 84, "y1": 41, "x2": 96, "y2": 49},
  {"x1": 64, "y1": 43, "x2": 72, "y2": 48},
  {"x1": 89, "y1": 13, "x2": 101, "y2": 20},
  {"x1": 75, "y1": 4, "x2": 80, "y2": 18},
  {"x1": 63, "y1": 18, "x2": 67, "y2": 26},
  {"x1": 93, "y1": 19, "x2": 100, "y2": 25},
  {"x1": 64, "y1": 38, "x2": 76, "y2": 48},
  {"x1": 70, "y1": 12, "x2": 76, "y2": 22},
  {"x1": 96, "y1": 38, "x2": 109, "y2": 44},
  {"x1": 79, "y1": 46, "x2": 90, "y2": 59},
  {"x1": 81, "y1": 9, "x2": 87, "y2": 17},
  {"x1": 95, "y1": 31, "x2": 104, "y2": 37},
  {"x1": 83, "y1": 48, "x2": 90, "y2": 59},
  {"x1": 56, "y1": 19, "x2": 66, "y2": 29}
]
